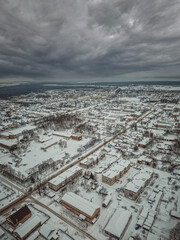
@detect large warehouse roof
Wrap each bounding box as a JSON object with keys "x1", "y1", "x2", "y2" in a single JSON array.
[{"x1": 61, "y1": 192, "x2": 100, "y2": 217}]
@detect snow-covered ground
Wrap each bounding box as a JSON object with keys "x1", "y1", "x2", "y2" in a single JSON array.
[{"x1": 0, "y1": 180, "x2": 22, "y2": 210}]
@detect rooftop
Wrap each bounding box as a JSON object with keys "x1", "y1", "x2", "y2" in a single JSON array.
[{"x1": 61, "y1": 192, "x2": 100, "y2": 217}]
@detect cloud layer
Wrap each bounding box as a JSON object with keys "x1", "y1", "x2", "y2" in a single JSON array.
[{"x1": 0, "y1": 0, "x2": 180, "y2": 81}]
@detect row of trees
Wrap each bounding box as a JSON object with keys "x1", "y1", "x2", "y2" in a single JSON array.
[{"x1": 36, "y1": 113, "x2": 82, "y2": 131}]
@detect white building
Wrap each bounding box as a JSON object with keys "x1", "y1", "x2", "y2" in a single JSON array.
[
  {"x1": 61, "y1": 192, "x2": 100, "y2": 223},
  {"x1": 48, "y1": 166, "x2": 82, "y2": 191},
  {"x1": 14, "y1": 216, "x2": 41, "y2": 240},
  {"x1": 105, "y1": 208, "x2": 132, "y2": 239}
]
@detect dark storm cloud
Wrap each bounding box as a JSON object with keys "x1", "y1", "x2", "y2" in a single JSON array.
[{"x1": 0, "y1": 0, "x2": 180, "y2": 81}]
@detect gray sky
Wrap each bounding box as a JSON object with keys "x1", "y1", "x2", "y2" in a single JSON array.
[{"x1": 0, "y1": 0, "x2": 180, "y2": 83}]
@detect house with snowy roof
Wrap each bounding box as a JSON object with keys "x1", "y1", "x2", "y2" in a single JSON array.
[
  {"x1": 0, "y1": 124, "x2": 36, "y2": 139},
  {"x1": 102, "y1": 160, "x2": 130, "y2": 186},
  {"x1": 48, "y1": 166, "x2": 82, "y2": 191},
  {"x1": 137, "y1": 155, "x2": 153, "y2": 166},
  {"x1": 104, "y1": 208, "x2": 132, "y2": 239},
  {"x1": 0, "y1": 138, "x2": 17, "y2": 150},
  {"x1": 14, "y1": 216, "x2": 41, "y2": 240},
  {"x1": 124, "y1": 169, "x2": 153, "y2": 200},
  {"x1": 7, "y1": 205, "x2": 32, "y2": 227},
  {"x1": 39, "y1": 223, "x2": 58, "y2": 240},
  {"x1": 60, "y1": 192, "x2": 100, "y2": 223},
  {"x1": 138, "y1": 138, "x2": 152, "y2": 148}
]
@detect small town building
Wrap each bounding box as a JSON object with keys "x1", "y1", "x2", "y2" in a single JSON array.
[
  {"x1": 38, "y1": 136, "x2": 52, "y2": 143},
  {"x1": 154, "y1": 122, "x2": 172, "y2": 129},
  {"x1": 102, "y1": 147, "x2": 111, "y2": 153},
  {"x1": 104, "y1": 208, "x2": 132, "y2": 239},
  {"x1": 14, "y1": 216, "x2": 41, "y2": 240},
  {"x1": 102, "y1": 167, "x2": 123, "y2": 186},
  {"x1": 26, "y1": 231, "x2": 39, "y2": 240},
  {"x1": 48, "y1": 175, "x2": 65, "y2": 191},
  {"x1": 0, "y1": 125, "x2": 36, "y2": 139},
  {"x1": 39, "y1": 223, "x2": 58, "y2": 240},
  {"x1": 124, "y1": 180, "x2": 144, "y2": 201},
  {"x1": 7, "y1": 205, "x2": 32, "y2": 228},
  {"x1": 60, "y1": 192, "x2": 100, "y2": 223},
  {"x1": 170, "y1": 195, "x2": 180, "y2": 219},
  {"x1": 138, "y1": 138, "x2": 152, "y2": 148},
  {"x1": 137, "y1": 156, "x2": 153, "y2": 166},
  {"x1": 41, "y1": 140, "x2": 57, "y2": 151},
  {"x1": 71, "y1": 135, "x2": 82, "y2": 141},
  {"x1": 102, "y1": 196, "x2": 112, "y2": 208},
  {"x1": 124, "y1": 169, "x2": 153, "y2": 200},
  {"x1": 48, "y1": 166, "x2": 82, "y2": 191},
  {"x1": 102, "y1": 160, "x2": 130, "y2": 186},
  {"x1": 53, "y1": 131, "x2": 70, "y2": 139},
  {"x1": 0, "y1": 139, "x2": 17, "y2": 150},
  {"x1": 80, "y1": 157, "x2": 98, "y2": 169}
]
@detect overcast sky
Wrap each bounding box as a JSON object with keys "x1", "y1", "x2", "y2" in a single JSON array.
[{"x1": 0, "y1": 0, "x2": 180, "y2": 83}]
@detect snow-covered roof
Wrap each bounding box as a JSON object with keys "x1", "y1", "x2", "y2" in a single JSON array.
[
  {"x1": 105, "y1": 208, "x2": 132, "y2": 238},
  {"x1": 68, "y1": 165, "x2": 81, "y2": 174},
  {"x1": 154, "y1": 122, "x2": 172, "y2": 127},
  {"x1": 125, "y1": 169, "x2": 153, "y2": 192},
  {"x1": 49, "y1": 175, "x2": 65, "y2": 186},
  {"x1": 117, "y1": 159, "x2": 130, "y2": 168},
  {"x1": 139, "y1": 155, "x2": 152, "y2": 163},
  {"x1": 61, "y1": 192, "x2": 100, "y2": 217},
  {"x1": 103, "y1": 168, "x2": 120, "y2": 179},
  {"x1": 103, "y1": 160, "x2": 130, "y2": 179},
  {"x1": 139, "y1": 138, "x2": 151, "y2": 145},
  {"x1": 102, "y1": 196, "x2": 112, "y2": 206},
  {"x1": 134, "y1": 172, "x2": 151, "y2": 182},
  {"x1": 49, "y1": 166, "x2": 81, "y2": 186},
  {"x1": 53, "y1": 131, "x2": 71, "y2": 138},
  {"x1": 41, "y1": 140, "x2": 57, "y2": 149},
  {"x1": 60, "y1": 170, "x2": 74, "y2": 180},
  {"x1": 80, "y1": 158, "x2": 92, "y2": 164},
  {"x1": 26, "y1": 231, "x2": 39, "y2": 240},
  {"x1": 125, "y1": 181, "x2": 143, "y2": 192},
  {"x1": 1, "y1": 124, "x2": 36, "y2": 137},
  {"x1": 14, "y1": 216, "x2": 41, "y2": 239},
  {"x1": 39, "y1": 223, "x2": 56, "y2": 239},
  {"x1": 140, "y1": 207, "x2": 149, "y2": 218},
  {"x1": 0, "y1": 227, "x2": 4, "y2": 237},
  {"x1": 0, "y1": 138, "x2": 17, "y2": 146},
  {"x1": 38, "y1": 136, "x2": 52, "y2": 143}
]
